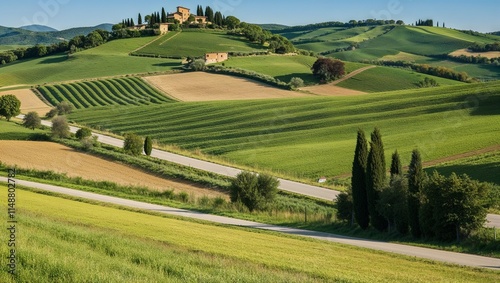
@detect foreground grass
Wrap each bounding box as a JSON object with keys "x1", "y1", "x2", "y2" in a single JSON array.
[
  {"x1": 1, "y1": 190, "x2": 498, "y2": 282},
  {"x1": 69, "y1": 81, "x2": 500, "y2": 181},
  {"x1": 0, "y1": 37, "x2": 183, "y2": 87}
]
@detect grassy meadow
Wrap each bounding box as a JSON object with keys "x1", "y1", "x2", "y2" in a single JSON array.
[
  {"x1": 37, "y1": 77, "x2": 175, "y2": 109},
  {"x1": 0, "y1": 37, "x2": 183, "y2": 87},
  {"x1": 69, "y1": 81, "x2": 500, "y2": 181},
  {"x1": 219, "y1": 55, "x2": 367, "y2": 85},
  {"x1": 1, "y1": 189, "x2": 498, "y2": 282},
  {"x1": 134, "y1": 30, "x2": 267, "y2": 57},
  {"x1": 0, "y1": 120, "x2": 48, "y2": 140},
  {"x1": 337, "y1": 66, "x2": 464, "y2": 92},
  {"x1": 428, "y1": 151, "x2": 500, "y2": 185}
]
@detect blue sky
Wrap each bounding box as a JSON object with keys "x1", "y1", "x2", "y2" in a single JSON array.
[{"x1": 2, "y1": 0, "x2": 499, "y2": 32}]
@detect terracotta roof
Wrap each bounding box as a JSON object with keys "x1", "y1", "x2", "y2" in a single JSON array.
[{"x1": 177, "y1": 6, "x2": 190, "y2": 10}]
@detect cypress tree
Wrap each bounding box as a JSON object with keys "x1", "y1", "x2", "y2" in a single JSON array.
[
  {"x1": 205, "y1": 6, "x2": 214, "y2": 23},
  {"x1": 138, "y1": 13, "x2": 142, "y2": 25},
  {"x1": 408, "y1": 149, "x2": 424, "y2": 237},
  {"x1": 161, "y1": 8, "x2": 167, "y2": 23},
  {"x1": 390, "y1": 150, "x2": 402, "y2": 182},
  {"x1": 144, "y1": 136, "x2": 153, "y2": 156},
  {"x1": 130, "y1": 18, "x2": 135, "y2": 27},
  {"x1": 366, "y1": 128, "x2": 388, "y2": 231},
  {"x1": 351, "y1": 129, "x2": 369, "y2": 229}
]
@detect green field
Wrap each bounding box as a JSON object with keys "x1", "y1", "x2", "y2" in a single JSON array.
[
  {"x1": 0, "y1": 45, "x2": 26, "y2": 51},
  {"x1": 337, "y1": 66, "x2": 464, "y2": 92},
  {"x1": 0, "y1": 37, "x2": 183, "y2": 87},
  {"x1": 428, "y1": 151, "x2": 500, "y2": 185},
  {"x1": 134, "y1": 30, "x2": 267, "y2": 57},
  {"x1": 1, "y1": 190, "x2": 497, "y2": 282},
  {"x1": 37, "y1": 77, "x2": 175, "y2": 109},
  {"x1": 0, "y1": 120, "x2": 47, "y2": 140},
  {"x1": 69, "y1": 81, "x2": 500, "y2": 181},
  {"x1": 219, "y1": 55, "x2": 367, "y2": 85}
]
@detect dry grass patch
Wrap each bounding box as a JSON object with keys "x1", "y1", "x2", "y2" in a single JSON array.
[
  {"x1": 0, "y1": 141, "x2": 226, "y2": 198},
  {"x1": 450, "y1": 49, "x2": 500, "y2": 59},
  {"x1": 143, "y1": 72, "x2": 307, "y2": 102},
  {"x1": 0, "y1": 88, "x2": 51, "y2": 115}
]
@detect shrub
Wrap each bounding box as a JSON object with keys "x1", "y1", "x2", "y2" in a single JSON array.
[
  {"x1": 75, "y1": 127, "x2": 92, "y2": 140},
  {"x1": 230, "y1": 171, "x2": 279, "y2": 212},
  {"x1": 123, "y1": 133, "x2": 143, "y2": 156},
  {"x1": 46, "y1": 108, "x2": 58, "y2": 118},
  {"x1": 56, "y1": 101, "x2": 75, "y2": 115},
  {"x1": 190, "y1": 59, "x2": 206, "y2": 71},
  {"x1": 289, "y1": 77, "x2": 304, "y2": 89},
  {"x1": 51, "y1": 116, "x2": 70, "y2": 138},
  {"x1": 336, "y1": 191, "x2": 353, "y2": 223}
]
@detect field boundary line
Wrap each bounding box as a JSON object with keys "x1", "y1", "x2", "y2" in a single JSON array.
[
  {"x1": 130, "y1": 34, "x2": 165, "y2": 54},
  {"x1": 159, "y1": 31, "x2": 182, "y2": 46},
  {"x1": 30, "y1": 88, "x2": 54, "y2": 107},
  {"x1": 331, "y1": 66, "x2": 377, "y2": 85}
]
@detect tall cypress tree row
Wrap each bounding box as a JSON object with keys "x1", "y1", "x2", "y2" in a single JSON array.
[
  {"x1": 351, "y1": 129, "x2": 369, "y2": 229},
  {"x1": 161, "y1": 8, "x2": 167, "y2": 23},
  {"x1": 408, "y1": 149, "x2": 424, "y2": 237},
  {"x1": 366, "y1": 128, "x2": 388, "y2": 231},
  {"x1": 390, "y1": 150, "x2": 402, "y2": 182}
]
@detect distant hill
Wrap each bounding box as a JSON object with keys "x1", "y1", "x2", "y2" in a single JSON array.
[
  {"x1": 0, "y1": 24, "x2": 113, "y2": 46},
  {"x1": 19, "y1": 24, "x2": 58, "y2": 32},
  {"x1": 258, "y1": 24, "x2": 290, "y2": 30},
  {"x1": 491, "y1": 31, "x2": 500, "y2": 36}
]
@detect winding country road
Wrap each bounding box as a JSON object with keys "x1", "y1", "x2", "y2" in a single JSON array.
[
  {"x1": 2, "y1": 176, "x2": 499, "y2": 270},
  {"x1": 24, "y1": 117, "x2": 496, "y2": 228}
]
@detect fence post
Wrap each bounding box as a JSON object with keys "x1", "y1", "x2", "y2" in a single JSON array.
[{"x1": 304, "y1": 206, "x2": 307, "y2": 224}]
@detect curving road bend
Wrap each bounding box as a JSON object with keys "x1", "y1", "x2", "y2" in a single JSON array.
[
  {"x1": 17, "y1": 117, "x2": 496, "y2": 228},
  {"x1": 2, "y1": 177, "x2": 499, "y2": 270}
]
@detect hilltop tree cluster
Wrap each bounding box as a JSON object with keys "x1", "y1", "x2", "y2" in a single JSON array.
[
  {"x1": 271, "y1": 19, "x2": 405, "y2": 33},
  {"x1": 415, "y1": 19, "x2": 434, "y2": 27},
  {"x1": 340, "y1": 128, "x2": 493, "y2": 241}
]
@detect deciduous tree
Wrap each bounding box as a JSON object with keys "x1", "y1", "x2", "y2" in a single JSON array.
[
  {"x1": 230, "y1": 172, "x2": 279, "y2": 212},
  {"x1": 311, "y1": 58, "x2": 345, "y2": 83},
  {"x1": 22, "y1": 111, "x2": 41, "y2": 130},
  {"x1": 51, "y1": 116, "x2": 70, "y2": 138},
  {"x1": 351, "y1": 129, "x2": 369, "y2": 229},
  {"x1": 0, "y1": 94, "x2": 21, "y2": 121},
  {"x1": 75, "y1": 127, "x2": 92, "y2": 140}
]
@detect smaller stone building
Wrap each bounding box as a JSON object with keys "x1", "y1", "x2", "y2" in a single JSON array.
[{"x1": 205, "y1": 52, "x2": 229, "y2": 64}]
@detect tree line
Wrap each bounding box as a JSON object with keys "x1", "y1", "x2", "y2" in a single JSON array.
[
  {"x1": 269, "y1": 19, "x2": 406, "y2": 33},
  {"x1": 0, "y1": 29, "x2": 111, "y2": 65},
  {"x1": 339, "y1": 128, "x2": 494, "y2": 241}
]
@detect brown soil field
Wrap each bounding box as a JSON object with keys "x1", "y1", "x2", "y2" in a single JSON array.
[
  {"x1": 0, "y1": 141, "x2": 226, "y2": 198},
  {"x1": 0, "y1": 89, "x2": 51, "y2": 115},
  {"x1": 143, "y1": 72, "x2": 308, "y2": 101},
  {"x1": 450, "y1": 49, "x2": 500, "y2": 59}
]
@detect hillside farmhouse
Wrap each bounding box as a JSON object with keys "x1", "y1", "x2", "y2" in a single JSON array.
[
  {"x1": 168, "y1": 6, "x2": 208, "y2": 24},
  {"x1": 205, "y1": 52, "x2": 228, "y2": 64}
]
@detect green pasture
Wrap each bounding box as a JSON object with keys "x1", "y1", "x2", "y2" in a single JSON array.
[
  {"x1": 0, "y1": 37, "x2": 183, "y2": 87},
  {"x1": 134, "y1": 31, "x2": 266, "y2": 57},
  {"x1": 287, "y1": 27, "x2": 347, "y2": 41},
  {"x1": 428, "y1": 151, "x2": 500, "y2": 185},
  {"x1": 0, "y1": 45, "x2": 26, "y2": 51},
  {"x1": 37, "y1": 77, "x2": 175, "y2": 109},
  {"x1": 337, "y1": 66, "x2": 464, "y2": 92},
  {"x1": 69, "y1": 81, "x2": 500, "y2": 181},
  {"x1": 219, "y1": 55, "x2": 367, "y2": 85},
  {"x1": 0, "y1": 120, "x2": 47, "y2": 140},
  {"x1": 1, "y1": 190, "x2": 497, "y2": 282},
  {"x1": 413, "y1": 26, "x2": 500, "y2": 43}
]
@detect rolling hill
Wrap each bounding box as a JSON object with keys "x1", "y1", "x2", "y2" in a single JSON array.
[
  {"x1": 19, "y1": 24, "x2": 58, "y2": 32},
  {"x1": 0, "y1": 23, "x2": 113, "y2": 45},
  {"x1": 69, "y1": 81, "x2": 500, "y2": 182}
]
